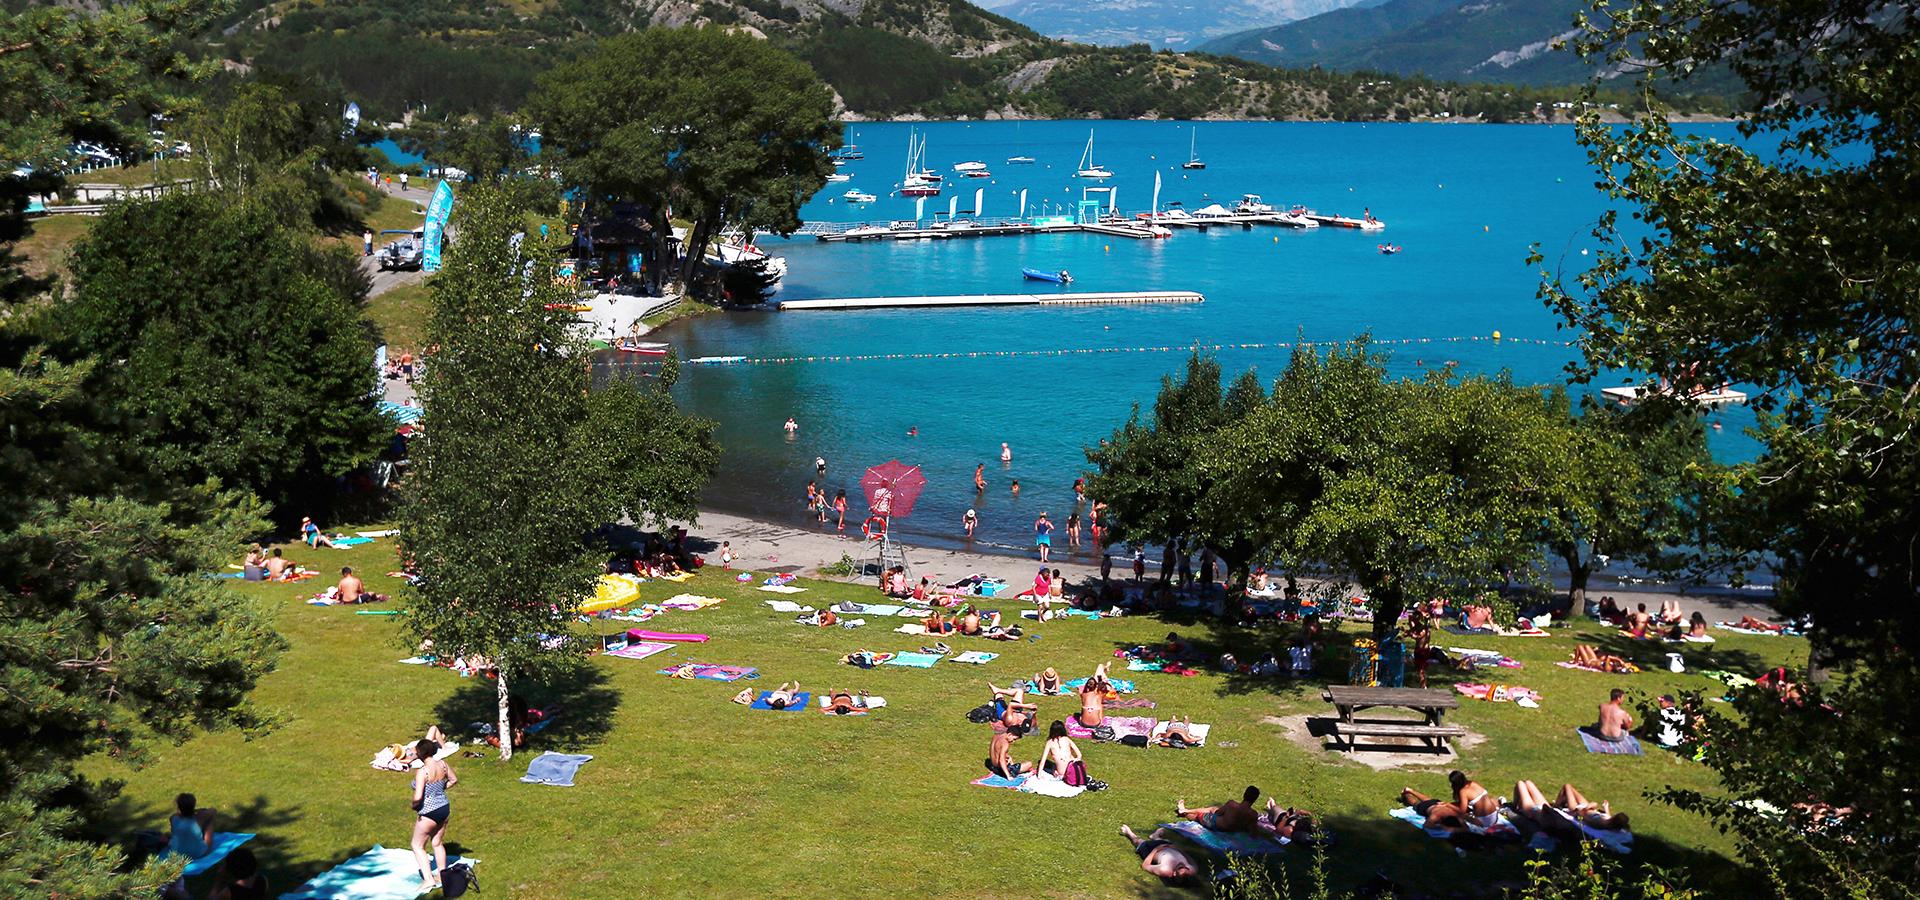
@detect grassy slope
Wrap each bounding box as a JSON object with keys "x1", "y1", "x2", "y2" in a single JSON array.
[
  {"x1": 97, "y1": 534, "x2": 1800, "y2": 897},
  {"x1": 365, "y1": 279, "x2": 432, "y2": 351},
  {"x1": 13, "y1": 215, "x2": 93, "y2": 282}
]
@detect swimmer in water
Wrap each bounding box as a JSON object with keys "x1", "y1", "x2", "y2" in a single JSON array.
[
  {"x1": 975, "y1": 464, "x2": 987, "y2": 491},
  {"x1": 908, "y1": 426, "x2": 918, "y2": 437},
  {"x1": 1011, "y1": 479, "x2": 1021, "y2": 497},
  {"x1": 1000, "y1": 442, "x2": 1012, "y2": 463},
  {"x1": 784, "y1": 417, "x2": 798, "y2": 433},
  {"x1": 816, "y1": 456, "x2": 826, "y2": 475}
]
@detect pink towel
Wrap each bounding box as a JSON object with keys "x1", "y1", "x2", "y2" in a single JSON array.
[{"x1": 626, "y1": 629, "x2": 709, "y2": 643}]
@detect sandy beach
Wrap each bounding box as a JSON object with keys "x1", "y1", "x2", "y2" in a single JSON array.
[{"x1": 672, "y1": 507, "x2": 1779, "y2": 621}]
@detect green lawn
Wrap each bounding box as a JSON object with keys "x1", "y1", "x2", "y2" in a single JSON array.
[
  {"x1": 367, "y1": 279, "x2": 433, "y2": 351},
  {"x1": 64, "y1": 158, "x2": 196, "y2": 187},
  {"x1": 96, "y1": 534, "x2": 1801, "y2": 897},
  {"x1": 14, "y1": 214, "x2": 93, "y2": 281}
]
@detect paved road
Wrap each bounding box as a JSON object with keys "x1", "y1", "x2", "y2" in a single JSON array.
[{"x1": 360, "y1": 185, "x2": 434, "y2": 298}]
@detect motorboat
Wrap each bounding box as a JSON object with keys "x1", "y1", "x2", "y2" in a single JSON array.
[
  {"x1": 827, "y1": 173, "x2": 851, "y2": 182},
  {"x1": 708, "y1": 238, "x2": 788, "y2": 284},
  {"x1": 1182, "y1": 128, "x2": 1206, "y2": 169},
  {"x1": 843, "y1": 189, "x2": 878, "y2": 203},
  {"x1": 1075, "y1": 130, "x2": 1113, "y2": 179},
  {"x1": 1022, "y1": 267, "x2": 1072, "y2": 284},
  {"x1": 953, "y1": 161, "x2": 988, "y2": 172},
  {"x1": 1233, "y1": 194, "x2": 1275, "y2": 214},
  {"x1": 843, "y1": 224, "x2": 891, "y2": 239},
  {"x1": 612, "y1": 339, "x2": 670, "y2": 356},
  {"x1": 1006, "y1": 155, "x2": 1036, "y2": 164},
  {"x1": 830, "y1": 145, "x2": 864, "y2": 161}
]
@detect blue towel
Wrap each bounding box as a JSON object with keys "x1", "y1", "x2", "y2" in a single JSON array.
[
  {"x1": 331, "y1": 536, "x2": 374, "y2": 547},
  {"x1": 280, "y1": 844, "x2": 473, "y2": 899},
  {"x1": 972, "y1": 774, "x2": 1027, "y2": 789},
  {"x1": 884, "y1": 652, "x2": 942, "y2": 668},
  {"x1": 520, "y1": 751, "x2": 594, "y2": 787},
  {"x1": 171, "y1": 832, "x2": 255, "y2": 877},
  {"x1": 1063, "y1": 677, "x2": 1136, "y2": 693},
  {"x1": 750, "y1": 691, "x2": 811, "y2": 711},
  {"x1": 1578, "y1": 728, "x2": 1644, "y2": 755},
  {"x1": 1158, "y1": 819, "x2": 1288, "y2": 855}
]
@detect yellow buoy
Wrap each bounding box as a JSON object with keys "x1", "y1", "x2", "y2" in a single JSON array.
[
  {"x1": 1105, "y1": 245, "x2": 1111, "y2": 252},
  {"x1": 1492, "y1": 330, "x2": 1503, "y2": 341}
]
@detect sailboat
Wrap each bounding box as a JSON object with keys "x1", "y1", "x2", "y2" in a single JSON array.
[
  {"x1": 1182, "y1": 127, "x2": 1206, "y2": 170},
  {"x1": 898, "y1": 131, "x2": 941, "y2": 197},
  {"x1": 1075, "y1": 130, "x2": 1113, "y2": 179}
]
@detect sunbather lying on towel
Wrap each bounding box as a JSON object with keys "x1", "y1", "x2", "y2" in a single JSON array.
[
  {"x1": 1156, "y1": 716, "x2": 1203, "y2": 748},
  {"x1": 1177, "y1": 785, "x2": 1261, "y2": 832},
  {"x1": 1736, "y1": 615, "x2": 1784, "y2": 632},
  {"x1": 1571, "y1": 644, "x2": 1635, "y2": 672},
  {"x1": 824, "y1": 689, "x2": 867, "y2": 715},
  {"x1": 1119, "y1": 825, "x2": 1200, "y2": 884},
  {"x1": 1256, "y1": 799, "x2": 1318, "y2": 842},
  {"x1": 1549, "y1": 782, "x2": 1630, "y2": 831},
  {"x1": 924, "y1": 611, "x2": 955, "y2": 634},
  {"x1": 799, "y1": 609, "x2": 837, "y2": 627},
  {"x1": 1401, "y1": 770, "x2": 1501, "y2": 834},
  {"x1": 1509, "y1": 780, "x2": 1587, "y2": 841},
  {"x1": 765, "y1": 682, "x2": 803, "y2": 710},
  {"x1": 988, "y1": 683, "x2": 1037, "y2": 734}
]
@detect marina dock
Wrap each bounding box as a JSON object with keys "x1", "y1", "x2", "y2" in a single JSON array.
[
  {"x1": 777, "y1": 290, "x2": 1204, "y2": 312},
  {"x1": 800, "y1": 216, "x2": 1169, "y2": 243}
]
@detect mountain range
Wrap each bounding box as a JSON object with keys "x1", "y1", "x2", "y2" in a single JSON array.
[
  {"x1": 1195, "y1": 0, "x2": 1601, "y2": 85},
  {"x1": 974, "y1": 0, "x2": 1374, "y2": 50}
]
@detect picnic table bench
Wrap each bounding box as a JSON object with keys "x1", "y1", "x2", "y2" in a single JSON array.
[{"x1": 1322, "y1": 685, "x2": 1465, "y2": 753}]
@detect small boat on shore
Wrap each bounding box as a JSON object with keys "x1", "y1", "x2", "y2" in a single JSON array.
[{"x1": 1022, "y1": 267, "x2": 1072, "y2": 284}]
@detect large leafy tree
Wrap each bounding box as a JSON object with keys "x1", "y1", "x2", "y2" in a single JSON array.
[
  {"x1": 1209, "y1": 343, "x2": 1577, "y2": 637},
  {"x1": 401, "y1": 186, "x2": 716, "y2": 760},
  {"x1": 529, "y1": 27, "x2": 839, "y2": 289},
  {"x1": 1543, "y1": 1, "x2": 1920, "y2": 892},
  {"x1": 189, "y1": 76, "x2": 380, "y2": 231},
  {"x1": 60, "y1": 191, "x2": 387, "y2": 521}
]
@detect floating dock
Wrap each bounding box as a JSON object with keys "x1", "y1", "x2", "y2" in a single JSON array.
[
  {"x1": 777, "y1": 290, "x2": 1204, "y2": 312},
  {"x1": 801, "y1": 216, "x2": 1168, "y2": 243}
]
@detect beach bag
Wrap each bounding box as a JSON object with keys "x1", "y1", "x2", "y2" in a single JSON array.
[
  {"x1": 965, "y1": 704, "x2": 996, "y2": 724},
  {"x1": 1090, "y1": 724, "x2": 1117, "y2": 742},
  {"x1": 1062, "y1": 760, "x2": 1089, "y2": 787},
  {"x1": 1120, "y1": 734, "x2": 1150, "y2": 748},
  {"x1": 441, "y1": 861, "x2": 476, "y2": 897}
]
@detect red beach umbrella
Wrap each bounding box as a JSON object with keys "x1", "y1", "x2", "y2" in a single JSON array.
[{"x1": 860, "y1": 460, "x2": 927, "y2": 518}]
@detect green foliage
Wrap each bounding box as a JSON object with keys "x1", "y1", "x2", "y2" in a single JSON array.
[
  {"x1": 399, "y1": 186, "x2": 717, "y2": 757},
  {"x1": 400, "y1": 114, "x2": 559, "y2": 212},
  {"x1": 61, "y1": 191, "x2": 387, "y2": 521},
  {"x1": 1518, "y1": 841, "x2": 1698, "y2": 898},
  {"x1": 794, "y1": 27, "x2": 993, "y2": 115},
  {"x1": 530, "y1": 27, "x2": 839, "y2": 287},
  {"x1": 189, "y1": 77, "x2": 383, "y2": 231}
]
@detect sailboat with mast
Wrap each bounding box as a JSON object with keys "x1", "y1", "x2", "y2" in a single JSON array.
[
  {"x1": 898, "y1": 130, "x2": 941, "y2": 197},
  {"x1": 1182, "y1": 127, "x2": 1206, "y2": 170},
  {"x1": 1075, "y1": 130, "x2": 1113, "y2": 179}
]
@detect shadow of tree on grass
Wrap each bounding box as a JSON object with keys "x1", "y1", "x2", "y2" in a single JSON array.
[{"x1": 430, "y1": 659, "x2": 620, "y2": 753}]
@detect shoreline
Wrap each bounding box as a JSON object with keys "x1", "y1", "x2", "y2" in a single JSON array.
[{"x1": 671, "y1": 506, "x2": 1780, "y2": 621}]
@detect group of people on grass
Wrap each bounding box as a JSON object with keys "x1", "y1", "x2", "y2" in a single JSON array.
[{"x1": 1402, "y1": 770, "x2": 1627, "y2": 839}]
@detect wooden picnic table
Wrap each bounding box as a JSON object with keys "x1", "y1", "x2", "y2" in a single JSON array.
[{"x1": 1321, "y1": 685, "x2": 1465, "y2": 753}]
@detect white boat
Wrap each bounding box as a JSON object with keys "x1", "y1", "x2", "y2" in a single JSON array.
[
  {"x1": 899, "y1": 131, "x2": 941, "y2": 197},
  {"x1": 1233, "y1": 194, "x2": 1275, "y2": 214},
  {"x1": 708, "y1": 239, "x2": 787, "y2": 286},
  {"x1": 953, "y1": 161, "x2": 987, "y2": 172},
  {"x1": 962, "y1": 170, "x2": 992, "y2": 179},
  {"x1": 842, "y1": 189, "x2": 877, "y2": 203},
  {"x1": 1601, "y1": 384, "x2": 1748, "y2": 406},
  {"x1": 843, "y1": 225, "x2": 891, "y2": 239},
  {"x1": 1075, "y1": 130, "x2": 1113, "y2": 179},
  {"x1": 1183, "y1": 128, "x2": 1206, "y2": 170},
  {"x1": 827, "y1": 173, "x2": 851, "y2": 182},
  {"x1": 1191, "y1": 203, "x2": 1233, "y2": 218},
  {"x1": 1006, "y1": 155, "x2": 1036, "y2": 164}
]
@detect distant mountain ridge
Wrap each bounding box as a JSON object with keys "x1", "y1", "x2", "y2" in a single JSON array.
[
  {"x1": 1197, "y1": 0, "x2": 1601, "y2": 85},
  {"x1": 986, "y1": 0, "x2": 1374, "y2": 50}
]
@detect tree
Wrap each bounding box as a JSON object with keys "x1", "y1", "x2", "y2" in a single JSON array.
[
  {"x1": 400, "y1": 186, "x2": 716, "y2": 760},
  {"x1": 1535, "y1": 401, "x2": 1716, "y2": 611},
  {"x1": 1211, "y1": 343, "x2": 1575, "y2": 637},
  {"x1": 1543, "y1": 0, "x2": 1919, "y2": 655},
  {"x1": 399, "y1": 114, "x2": 558, "y2": 213},
  {"x1": 60, "y1": 191, "x2": 387, "y2": 522},
  {"x1": 529, "y1": 27, "x2": 840, "y2": 290},
  {"x1": 190, "y1": 77, "x2": 381, "y2": 231}
]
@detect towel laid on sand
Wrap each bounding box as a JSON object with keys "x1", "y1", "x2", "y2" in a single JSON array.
[
  {"x1": 606, "y1": 641, "x2": 673, "y2": 661},
  {"x1": 952, "y1": 651, "x2": 999, "y2": 664},
  {"x1": 750, "y1": 691, "x2": 811, "y2": 711},
  {"x1": 1158, "y1": 819, "x2": 1288, "y2": 855},
  {"x1": 280, "y1": 845, "x2": 475, "y2": 899},
  {"x1": 1578, "y1": 728, "x2": 1644, "y2": 755},
  {"x1": 521, "y1": 751, "x2": 594, "y2": 786},
  {"x1": 884, "y1": 652, "x2": 942, "y2": 668},
  {"x1": 167, "y1": 832, "x2": 255, "y2": 877},
  {"x1": 758, "y1": 584, "x2": 807, "y2": 594},
  {"x1": 658, "y1": 664, "x2": 758, "y2": 681}
]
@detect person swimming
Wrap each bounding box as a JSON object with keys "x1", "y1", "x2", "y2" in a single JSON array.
[{"x1": 1000, "y1": 442, "x2": 1012, "y2": 462}]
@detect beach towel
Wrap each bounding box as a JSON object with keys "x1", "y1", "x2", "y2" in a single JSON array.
[
  {"x1": 355, "y1": 610, "x2": 401, "y2": 616},
  {"x1": 654, "y1": 571, "x2": 694, "y2": 583},
  {"x1": 971, "y1": 774, "x2": 1027, "y2": 790},
  {"x1": 750, "y1": 691, "x2": 811, "y2": 712},
  {"x1": 884, "y1": 652, "x2": 942, "y2": 668},
  {"x1": 165, "y1": 832, "x2": 255, "y2": 877},
  {"x1": 606, "y1": 641, "x2": 673, "y2": 661},
  {"x1": 520, "y1": 751, "x2": 594, "y2": 786},
  {"x1": 1552, "y1": 807, "x2": 1635, "y2": 854},
  {"x1": 661, "y1": 593, "x2": 724, "y2": 610},
  {"x1": 1389, "y1": 806, "x2": 1519, "y2": 841},
  {"x1": 1150, "y1": 721, "x2": 1212, "y2": 747},
  {"x1": 764, "y1": 600, "x2": 810, "y2": 613},
  {"x1": 818, "y1": 695, "x2": 886, "y2": 715},
  {"x1": 1106, "y1": 697, "x2": 1158, "y2": 709},
  {"x1": 757, "y1": 584, "x2": 806, "y2": 594},
  {"x1": 398, "y1": 656, "x2": 434, "y2": 665},
  {"x1": 280, "y1": 845, "x2": 475, "y2": 900},
  {"x1": 1019, "y1": 771, "x2": 1085, "y2": 798},
  {"x1": 1441, "y1": 623, "x2": 1496, "y2": 636},
  {"x1": 952, "y1": 651, "x2": 999, "y2": 664},
  {"x1": 1126, "y1": 660, "x2": 1163, "y2": 672},
  {"x1": 1716, "y1": 621, "x2": 1800, "y2": 636},
  {"x1": 1454, "y1": 683, "x2": 1542, "y2": 703},
  {"x1": 1557, "y1": 661, "x2": 1641, "y2": 674},
  {"x1": 330, "y1": 536, "x2": 374, "y2": 548},
  {"x1": 626, "y1": 629, "x2": 709, "y2": 643},
  {"x1": 1062, "y1": 677, "x2": 1137, "y2": 694},
  {"x1": 1665, "y1": 634, "x2": 1717, "y2": 644},
  {"x1": 1578, "y1": 729, "x2": 1644, "y2": 756},
  {"x1": 657, "y1": 664, "x2": 758, "y2": 682},
  {"x1": 1067, "y1": 714, "x2": 1156, "y2": 740},
  {"x1": 355, "y1": 529, "x2": 401, "y2": 538},
  {"x1": 1447, "y1": 647, "x2": 1522, "y2": 668},
  {"x1": 370, "y1": 741, "x2": 460, "y2": 772},
  {"x1": 894, "y1": 623, "x2": 929, "y2": 635},
  {"x1": 1157, "y1": 819, "x2": 1288, "y2": 855}
]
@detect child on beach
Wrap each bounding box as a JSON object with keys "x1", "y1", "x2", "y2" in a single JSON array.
[
  {"x1": 833, "y1": 490, "x2": 848, "y2": 531},
  {"x1": 719, "y1": 542, "x2": 735, "y2": 568},
  {"x1": 964, "y1": 508, "x2": 978, "y2": 538}
]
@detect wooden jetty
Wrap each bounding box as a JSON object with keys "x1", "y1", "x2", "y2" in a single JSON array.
[{"x1": 776, "y1": 291, "x2": 1204, "y2": 312}]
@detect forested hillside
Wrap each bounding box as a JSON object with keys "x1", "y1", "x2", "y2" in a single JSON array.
[{"x1": 208, "y1": 0, "x2": 1725, "y2": 121}]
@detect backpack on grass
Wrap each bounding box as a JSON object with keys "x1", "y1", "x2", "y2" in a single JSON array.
[{"x1": 441, "y1": 861, "x2": 476, "y2": 898}]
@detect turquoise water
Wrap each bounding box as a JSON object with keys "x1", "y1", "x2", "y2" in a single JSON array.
[{"x1": 640, "y1": 121, "x2": 1758, "y2": 556}]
